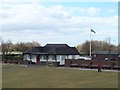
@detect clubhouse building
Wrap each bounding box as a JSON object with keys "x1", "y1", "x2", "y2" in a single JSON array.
[{"x1": 23, "y1": 44, "x2": 80, "y2": 65}]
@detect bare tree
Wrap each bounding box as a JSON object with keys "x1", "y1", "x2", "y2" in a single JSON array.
[
  {"x1": 76, "y1": 40, "x2": 118, "y2": 55},
  {"x1": 1, "y1": 40, "x2": 12, "y2": 54}
]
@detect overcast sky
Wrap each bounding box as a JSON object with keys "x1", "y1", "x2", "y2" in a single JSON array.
[{"x1": 0, "y1": 0, "x2": 118, "y2": 46}]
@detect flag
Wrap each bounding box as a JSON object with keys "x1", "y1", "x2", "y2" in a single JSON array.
[{"x1": 91, "y1": 29, "x2": 96, "y2": 33}]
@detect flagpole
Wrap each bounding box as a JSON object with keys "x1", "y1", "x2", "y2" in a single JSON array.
[
  {"x1": 90, "y1": 28, "x2": 92, "y2": 57},
  {"x1": 89, "y1": 28, "x2": 96, "y2": 57}
]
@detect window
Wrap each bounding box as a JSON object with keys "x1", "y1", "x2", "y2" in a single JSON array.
[
  {"x1": 118, "y1": 55, "x2": 120, "y2": 57},
  {"x1": 68, "y1": 55, "x2": 72, "y2": 59},
  {"x1": 57, "y1": 55, "x2": 61, "y2": 60},
  {"x1": 42, "y1": 55, "x2": 47, "y2": 60},
  {"x1": 94, "y1": 54, "x2": 96, "y2": 57},
  {"x1": 48, "y1": 55, "x2": 55, "y2": 60},
  {"x1": 24, "y1": 54, "x2": 30, "y2": 60},
  {"x1": 61, "y1": 55, "x2": 66, "y2": 60},
  {"x1": 72, "y1": 55, "x2": 75, "y2": 59}
]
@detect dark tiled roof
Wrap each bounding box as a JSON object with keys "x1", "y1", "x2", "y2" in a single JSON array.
[
  {"x1": 23, "y1": 44, "x2": 79, "y2": 55},
  {"x1": 45, "y1": 44, "x2": 70, "y2": 48}
]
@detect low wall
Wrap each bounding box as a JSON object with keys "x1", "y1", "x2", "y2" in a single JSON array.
[
  {"x1": 2, "y1": 60, "x2": 60, "y2": 67},
  {"x1": 65, "y1": 59, "x2": 120, "y2": 69}
]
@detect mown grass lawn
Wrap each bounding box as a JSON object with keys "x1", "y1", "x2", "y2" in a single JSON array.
[
  {"x1": 2, "y1": 64, "x2": 118, "y2": 88},
  {"x1": 0, "y1": 63, "x2": 2, "y2": 89}
]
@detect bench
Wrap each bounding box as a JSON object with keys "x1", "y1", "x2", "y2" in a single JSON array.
[
  {"x1": 90, "y1": 65, "x2": 98, "y2": 68},
  {"x1": 80, "y1": 64, "x2": 89, "y2": 68},
  {"x1": 102, "y1": 65, "x2": 111, "y2": 69},
  {"x1": 70, "y1": 63, "x2": 79, "y2": 67}
]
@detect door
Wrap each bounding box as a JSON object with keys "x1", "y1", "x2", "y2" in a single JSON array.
[{"x1": 36, "y1": 55, "x2": 40, "y2": 64}]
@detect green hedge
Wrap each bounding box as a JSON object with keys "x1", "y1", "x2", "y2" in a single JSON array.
[{"x1": 3, "y1": 54, "x2": 23, "y2": 60}]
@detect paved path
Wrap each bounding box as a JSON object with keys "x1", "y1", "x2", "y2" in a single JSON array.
[
  {"x1": 2, "y1": 63, "x2": 120, "y2": 72},
  {"x1": 58, "y1": 67, "x2": 120, "y2": 72}
]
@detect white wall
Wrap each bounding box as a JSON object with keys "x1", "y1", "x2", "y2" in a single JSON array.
[
  {"x1": 23, "y1": 54, "x2": 79, "y2": 65},
  {"x1": 23, "y1": 54, "x2": 36, "y2": 63}
]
